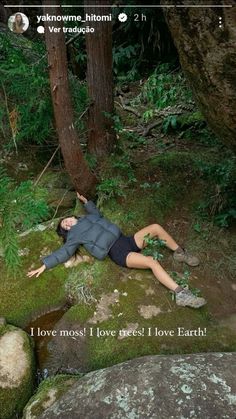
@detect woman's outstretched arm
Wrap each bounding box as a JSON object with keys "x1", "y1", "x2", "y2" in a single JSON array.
[
  {"x1": 27, "y1": 234, "x2": 80, "y2": 277},
  {"x1": 77, "y1": 192, "x2": 102, "y2": 217}
]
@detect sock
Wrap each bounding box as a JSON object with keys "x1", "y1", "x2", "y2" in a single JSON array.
[
  {"x1": 174, "y1": 286, "x2": 183, "y2": 294},
  {"x1": 174, "y1": 246, "x2": 184, "y2": 254}
]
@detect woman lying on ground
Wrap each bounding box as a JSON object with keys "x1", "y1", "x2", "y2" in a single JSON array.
[{"x1": 27, "y1": 192, "x2": 206, "y2": 308}]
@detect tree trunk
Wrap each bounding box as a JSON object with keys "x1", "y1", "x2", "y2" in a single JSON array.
[
  {"x1": 0, "y1": 4, "x2": 12, "y2": 24},
  {"x1": 43, "y1": 0, "x2": 97, "y2": 196},
  {"x1": 85, "y1": 0, "x2": 115, "y2": 157},
  {"x1": 162, "y1": 1, "x2": 236, "y2": 154}
]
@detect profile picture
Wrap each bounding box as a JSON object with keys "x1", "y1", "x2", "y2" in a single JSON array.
[{"x1": 8, "y1": 12, "x2": 29, "y2": 34}]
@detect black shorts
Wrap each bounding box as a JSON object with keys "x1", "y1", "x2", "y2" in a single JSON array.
[{"x1": 108, "y1": 234, "x2": 141, "y2": 267}]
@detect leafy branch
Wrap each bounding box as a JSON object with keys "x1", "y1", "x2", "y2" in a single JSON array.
[{"x1": 142, "y1": 234, "x2": 166, "y2": 261}]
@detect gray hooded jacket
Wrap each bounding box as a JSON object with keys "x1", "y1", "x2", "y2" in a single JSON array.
[{"x1": 42, "y1": 201, "x2": 121, "y2": 270}]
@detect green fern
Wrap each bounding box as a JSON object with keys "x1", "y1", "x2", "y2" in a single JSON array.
[{"x1": 0, "y1": 168, "x2": 49, "y2": 273}]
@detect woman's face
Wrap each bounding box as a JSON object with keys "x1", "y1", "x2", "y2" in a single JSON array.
[
  {"x1": 15, "y1": 14, "x2": 22, "y2": 23},
  {"x1": 60, "y1": 216, "x2": 77, "y2": 231}
]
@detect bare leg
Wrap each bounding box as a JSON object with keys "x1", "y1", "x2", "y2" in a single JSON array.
[
  {"x1": 126, "y1": 252, "x2": 179, "y2": 291},
  {"x1": 134, "y1": 223, "x2": 179, "y2": 251}
]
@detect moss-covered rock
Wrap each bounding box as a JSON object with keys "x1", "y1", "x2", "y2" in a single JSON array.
[
  {"x1": 37, "y1": 170, "x2": 75, "y2": 211},
  {"x1": 22, "y1": 375, "x2": 81, "y2": 419},
  {"x1": 0, "y1": 324, "x2": 36, "y2": 419},
  {"x1": 37, "y1": 171, "x2": 72, "y2": 191},
  {"x1": 0, "y1": 223, "x2": 69, "y2": 328},
  {"x1": 22, "y1": 353, "x2": 236, "y2": 419}
]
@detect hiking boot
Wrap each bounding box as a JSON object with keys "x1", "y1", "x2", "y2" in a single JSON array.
[
  {"x1": 173, "y1": 248, "x2": 200, "y2": 267},
  {"x1": 175, "y1": 288, "x2": 206, "y2": 308}
]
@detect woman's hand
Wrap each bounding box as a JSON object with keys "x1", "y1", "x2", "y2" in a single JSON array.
[
  {"x1": 76, "y1": 192, "x2": 88, "y2": 204},
  {"x1": 27, "y1": 264, "x2": 46, "y2": 278}
]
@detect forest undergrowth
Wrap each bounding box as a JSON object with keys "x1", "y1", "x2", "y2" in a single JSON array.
[{"x1": 0, "y1": 35, "x2": 236, "y2": 275}]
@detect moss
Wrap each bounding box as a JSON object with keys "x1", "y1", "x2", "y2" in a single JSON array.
[
  {"x1": 86, "y1": 310, "x2": 236, "y2": 372},
  {"x1": 177, "y1": 111, "x2": 205, "y2": 127},
  {"x1": 147, "y1": 150, "x2": 220, "y2": 175},
  {"x1": 101, "y1": 187, "x2": 173, "y2": 233},
  {"x1": 187, "y1": 218, "x2": 236, "y2": 283},
  {"x1": 148, "y1": 151, "x2": 196, "y2": 171},
  {"x1": 0, "y1": 228, "x2": 68, "y2": 328},
  {"x1": 0, "y1": 324, "x2": 10, "y2": 338},
  {"x1": 23, "y1": 374, "x2": 82, "y2": 418},
  {"x1": 56, "y1": 261, "x2": 236, "y2": 373},
  {"x1": 96, "y1": 150, "x2": 200, "y2": 232},
  {"x1": 0, "y1": 325, "x2": 36, "y2": 419},
  {"x1": 97, "y1": 148, "x2": 223, "y2": 236},
  {"x1": 63, "y1": 304, "x2": 96, "y2": 324},
  {"x1": 110, "y1": 277, "x2": 160, "y2": 321}
]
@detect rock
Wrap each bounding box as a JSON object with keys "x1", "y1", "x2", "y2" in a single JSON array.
[
  {"x1": 36, "y1": 170, "x2": 75, "y2": 210},
  {"x1": 46, "y1": 188, "x2": 76, "y2": 209},
  {"x1": 22, "y1": 376, "x2": 80, "y2": 419},
  {"x1": 145, "y1": 287, "x2": 155, "y2": 296},
  {"x1": 0, "y1": 317, "x2": 6, "y2": 326},
  {"x1": 20, "y1": 224, "x2": 47, "y2": 237},
  {"x1": 138, "y1": 305, "x2": 162, "y2": 319},
  {"x1": 23, "y1": 353, "x2": 236, "y2": 419},
  {"x1": 163, "y1": 5, "x2": 236, "y2": 153},
  {"x1": 39, "y1": 170, "x2": 73, "y2": 190},
  {"x1": 17, "y1": 162, "x2": 28, "y2": 171},
  {"x1": 42, "y1": 317, "x2": 89, "y2": 376},
  {"x1": 88, "y1": 292, "x2": 119, "y2": 324},
  {"x1": 0, "y1": 325, "x2": 36, "y2": 419}
]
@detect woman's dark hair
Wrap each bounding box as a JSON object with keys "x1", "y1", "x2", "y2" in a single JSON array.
[
  {"x1": 13, "y1": 13, "x2": 23, "y2": 30},
  {"x1": 56, "y1": 216, "x2": 79, "y2": 243},
  {"x1": 15, "y1": 13, "x2": 23, "y2": 22}
]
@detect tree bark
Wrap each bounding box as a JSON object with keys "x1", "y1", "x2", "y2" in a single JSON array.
[
  {"x1": 162, "y1": 0, "x2": 236, "y2": 154},
  {"x1": 43, "y1": 0, "x2": 97, "y2": 196},
  {"x1": 85, "y1": 0, "x2": 115, "y2": 157}
]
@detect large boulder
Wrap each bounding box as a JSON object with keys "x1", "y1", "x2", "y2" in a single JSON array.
[
  {"x1": 36, "y1": 170, "x2": 75, "y2": 212},
  {"x1": 162, "y1": 2, "x2": 236, "y2": 153},
  {"x1": 23, "y1": 353, "x2": 236, "y2": 418},
  {"x1": 0, "y1": 324, "x2": 36, "y2": 419}
]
